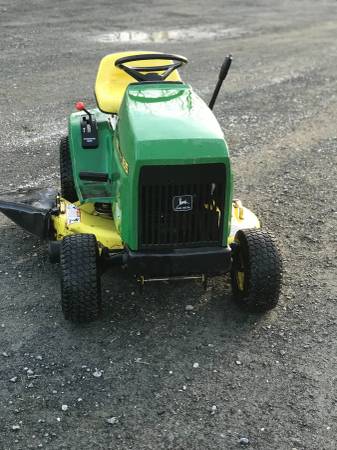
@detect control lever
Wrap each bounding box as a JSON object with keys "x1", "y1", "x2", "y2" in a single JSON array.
[
  {"x1": 75, "y1": 101, "x2": 99, "y2": 149},
  {"x1": 209, "y1": 54, "x2": 233, "y2": 110}
]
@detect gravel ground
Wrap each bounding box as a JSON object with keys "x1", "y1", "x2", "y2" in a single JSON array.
[{"x1": 0, "y1": 1, "x2": 337, "y2": 449}]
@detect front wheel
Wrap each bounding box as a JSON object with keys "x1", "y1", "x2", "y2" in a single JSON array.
[
  {"x1": 60, "y1": 234, "x2": 101, "y2": 322},
  {"x1": 231, "y1": 228, "x2": 282, "y2": 312}
]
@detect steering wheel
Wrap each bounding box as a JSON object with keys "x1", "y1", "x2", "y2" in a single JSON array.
[{"x1": 115, "y1": 53, "x2": 188, "y2": 82}]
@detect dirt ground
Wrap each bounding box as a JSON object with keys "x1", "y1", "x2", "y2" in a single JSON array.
[{"x1": 0, "y1": 0, "x2": 337, "y2": 449}]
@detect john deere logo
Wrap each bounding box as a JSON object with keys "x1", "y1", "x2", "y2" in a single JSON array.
[{"x1": 173, "y1": 195, "x2": 193, "y2": 212}]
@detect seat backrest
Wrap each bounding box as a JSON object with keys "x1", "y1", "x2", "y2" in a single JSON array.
[{"x1": 94, "y1": 51, "x2": 182, "y2": 114}]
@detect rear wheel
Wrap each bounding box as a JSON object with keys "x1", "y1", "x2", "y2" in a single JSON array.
[
  {"x1": 60, "y1": 234, "x2": 101, "y2": 322},
  {"x1": 60, "y1": 136, "x2": 78, "y2": 202},
  {"x1": 231, "y1": 228, "x2": 282, "y2": 312}
]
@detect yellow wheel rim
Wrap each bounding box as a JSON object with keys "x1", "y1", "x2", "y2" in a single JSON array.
[{"x1": 236, "y1": 271, "x2": 245, "y2": 291}]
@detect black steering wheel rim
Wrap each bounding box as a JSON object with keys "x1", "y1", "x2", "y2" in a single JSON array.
[{"x1": 115, "y1": 53, "x2": 188, "y2": 82}]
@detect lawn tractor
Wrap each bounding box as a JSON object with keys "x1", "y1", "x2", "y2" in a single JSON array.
[{"x1": 0, "y1": 51, "x2": 282, "y2": 322}]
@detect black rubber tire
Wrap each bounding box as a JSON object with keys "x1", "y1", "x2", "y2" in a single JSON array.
[
  {"x1": 60, "y1": 234, "x2": 101, "y2": 322},
  {"x1": 60, "y1": 136, "x2": 78, "y2": 202},
  {"x1": 48, "y1": 241, "x2": 61, "y2": 264},
  {"x1": 231, "y1": 228, "x2": 282, "y2": 312}
]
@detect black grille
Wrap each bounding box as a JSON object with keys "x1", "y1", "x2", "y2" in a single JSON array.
[{"x1": 139, "y1": 164, "x2": 226, "y2": 249}]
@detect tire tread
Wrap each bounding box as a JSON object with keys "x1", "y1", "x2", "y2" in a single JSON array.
[
  {"x1": 60, "y1": 234, "x2": 101, "y2": 322},
  {"x1": 231, "y1": 228, "x2": 283, "y2": 312},
  {"x1": 60, "y1": 136, "x2": 77, "y2": 202}
]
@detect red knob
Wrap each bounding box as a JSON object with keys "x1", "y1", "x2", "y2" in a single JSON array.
[{"x1": 75, "y1": 101, "x2": 85, "y2": 111}]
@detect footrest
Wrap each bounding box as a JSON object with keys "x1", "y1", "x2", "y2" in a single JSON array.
[{"x1": 79, "y1": 172, "x2": 109, "y2": 182}]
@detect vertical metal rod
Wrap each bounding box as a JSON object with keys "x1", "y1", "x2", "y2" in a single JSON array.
[{"x1": 209, "y1": 54, "x2": 233, "y2": 110}]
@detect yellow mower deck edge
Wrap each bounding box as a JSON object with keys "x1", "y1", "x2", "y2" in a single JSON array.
[
  {"x1": 228, "y1": 199, "x2": 260, "y2": 245},
  {"x1": 52, "y1": 199, "x2": 123, "y2": 251}
]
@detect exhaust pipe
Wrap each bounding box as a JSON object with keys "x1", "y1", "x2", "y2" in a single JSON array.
[{"x1": 0, "y1": 200, "x2": 51, "y2": 239}]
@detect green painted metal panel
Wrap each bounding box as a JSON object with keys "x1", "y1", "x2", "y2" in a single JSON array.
[
  {"x1": 68, "y1": 82, "x2": 233, "y2": 251},
  {"x1": 117, "y1": 83, "x2": 232, "y2": 250},
  {"x1": 68, "y1": 109, "x2": 117, "y2": 203}
]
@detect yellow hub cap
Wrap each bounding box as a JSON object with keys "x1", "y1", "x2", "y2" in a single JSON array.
[{"x1": 236, "y1": 271, "x2": 245, "y2": 291}]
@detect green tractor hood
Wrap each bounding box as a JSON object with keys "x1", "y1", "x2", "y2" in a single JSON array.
[
  {"x1": 115, "y1": 83, "x2": 232, "y2": 250},
  {"x1": 118, "y1": 83, "x2": 229, "y2": 165}
]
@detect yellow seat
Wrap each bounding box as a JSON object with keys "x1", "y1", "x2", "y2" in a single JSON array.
[{"x1": 94, "y1": 51, "x2": 182, "y2": 114}]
